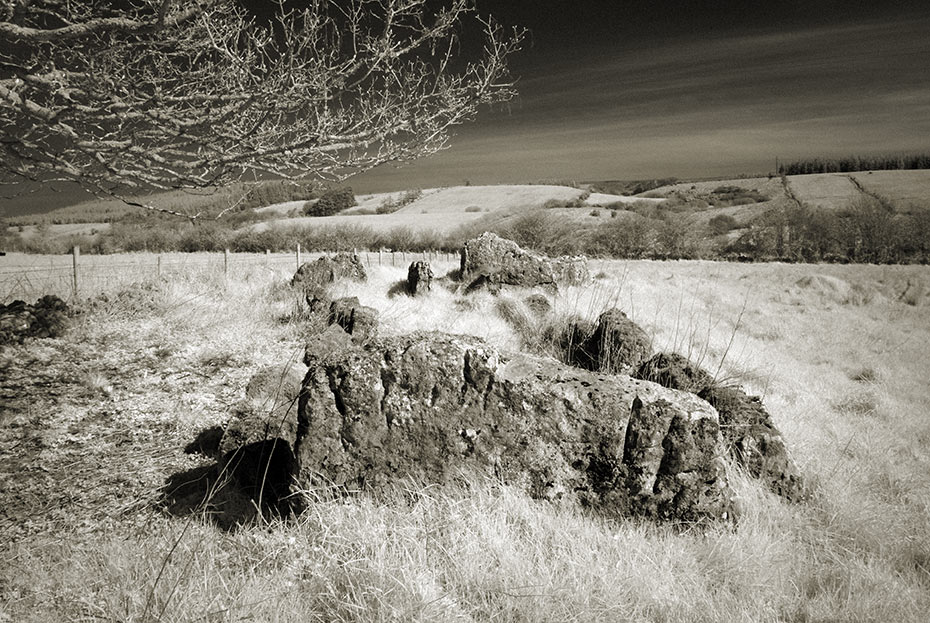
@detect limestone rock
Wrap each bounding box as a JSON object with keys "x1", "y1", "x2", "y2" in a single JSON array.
[
  {"x1": 292, "y1": 253, "x2": 366, "y2": 309},
  {"x1": 304, "y1": 324, "x2": 355, "y2": 367},
  {"x1": 698, "y1": 385, "x2": 806, "y2": 502},
  {"x1": 220, "y1": 363, "x2": 305, "y2": 456},
  {"x1": 294, "y1": 332, "x2": 733, "y2": 521},
  {"x1": 635, "y1": 352, "x2": 713, "y2": 394},
  {"x1": 460, "y1": 232, "x2": 589, "y2": 290},
  {"x1": 328, "y1": 297, "x2": 360, "y2": 331},
  {"x1": 406, "y1": 261, "x2": 433, "y2": 296},
  {"x1": 327, "y1": 297, "x2": 378, "y2": 342},
  {"x1": 633, "y1": 352, "x2": 806, "y2": 502},
  {"x1": 564, "y1": 309, "x2": 652, "y2": 375},
  {"x1": 217, "y1": 363, "x2": 306, "y2": 514}
]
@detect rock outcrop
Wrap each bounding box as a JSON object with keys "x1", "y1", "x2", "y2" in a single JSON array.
[
  {"x1": 460, "y1": 233, "x2": 589, "y2": 291},
  {"x1": 0, "y1": 295, "x2": 69, "y2": 344},
  {"x1": 562, "y1": 309, "x2": 652, "y2": 375},
  {"x1": 633, "y1": 352, "x2": 806, "y2": 502},
  {"x1": 635, "y1": 352, "x2": 713, "y2": 394},
  {"x1": 406, "y1": 261, "x2": 433, "y2": 296},
  {"x1": 698, "y1": 385, "x2": 806, "y2": 502},
  {"x1": 293, "y1": 332, "x2": 733, "y2": 521},
  {"x1": 292, "y1": 253, "x2": 367, "y2": 309},
  {"x1": 327, "y1": 297, "x2": 378, "y2": 342}
]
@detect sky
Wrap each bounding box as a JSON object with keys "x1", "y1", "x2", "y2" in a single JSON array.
[
  {"x1": 352, "y1": 0, "x2": 930, "y2": 191},
  {"x1": 3, "y1": 0, "x2": 929, "y2": 212}
]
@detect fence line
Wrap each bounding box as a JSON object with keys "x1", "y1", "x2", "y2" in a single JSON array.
[{"x1": 0, "y1": 247, "x2": 459, "y2": 303}]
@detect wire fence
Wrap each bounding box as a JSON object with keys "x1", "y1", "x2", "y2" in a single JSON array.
[{"x1": 0, "y1": 247, "x2": 458, "y2": 304}]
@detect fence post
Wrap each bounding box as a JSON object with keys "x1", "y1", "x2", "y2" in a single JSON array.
[
  {"x1": 296, "y1": 243, "x2": 302, "y2": 270},
  {"x1": 378, "y1": 248, "x2": 383, "y2": 266},
  {"x1": 71, "y1": 245, "x2": 80, "y2": 298},
  {"x1": 157, "y1": 254, "x2": 161, "y2": 278}
]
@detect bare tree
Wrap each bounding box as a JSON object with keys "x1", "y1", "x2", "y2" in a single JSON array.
[{"x1": 0, "y1": 0, "x2": 522, "y2": 218}]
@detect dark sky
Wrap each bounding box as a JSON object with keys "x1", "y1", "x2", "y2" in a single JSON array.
[
  {"x1": 3, "y1": 1, "x2": 929, "y2": 213},
  {"x1": 354, "y1": 0, "x2": 930, "y2": 190}
]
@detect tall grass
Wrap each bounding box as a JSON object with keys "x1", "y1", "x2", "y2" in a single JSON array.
[{"x1": 4, "y1": 259, "x2": 930, "y2": 621}]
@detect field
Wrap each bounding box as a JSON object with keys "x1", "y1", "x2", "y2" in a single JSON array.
[
  {"x1": 2, "y1": 253, "x2": 930, "y2": 621},
  {"x1": 250, "y1": 185, "x2": 646, "y2": 235}
]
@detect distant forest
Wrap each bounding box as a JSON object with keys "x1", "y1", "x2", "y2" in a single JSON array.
[{"x1": 777, "y1": 153, "x2": 930, "y2": 175}]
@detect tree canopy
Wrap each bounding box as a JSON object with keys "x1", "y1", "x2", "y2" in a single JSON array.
[{"x1": 1, "y1": 0, "x2": 522, "y2": 217}]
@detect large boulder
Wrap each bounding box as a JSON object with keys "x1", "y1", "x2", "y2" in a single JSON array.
[
  {"x1": 563, "y1": 309, "x2": 652, "y2": 375},
  {"x1": 0, "y1": 295, "x2": 69, "y2": 344},
  {"x1": 633, "y1": 352, "x2": 806, "y2": 502},
  {"x1": 220, "y1": 363, "x2": 305, "y2": 456},
  {"x1": 304, "y1": 324, "x2": 355, "y2": 367},
  {"x1": 293, "y1": 332, "x2": 733, "y2": 521},
  {"x1": 292, "y1": 253, "x2": 367, "y2": 309},
  {"x1": 460, "y1": 233, "x2": 589, "y2": 290},
  {"x1": 698, "y1": 385, "x2": 806, "y2": 502}
]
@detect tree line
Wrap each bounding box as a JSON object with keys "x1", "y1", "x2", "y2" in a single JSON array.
[
  {"x1": 777, "y1": 153, "x2": 930, "y2": 175},
  {"x1": 4, "y1": 195, "x2": 928, "y2": 265}
]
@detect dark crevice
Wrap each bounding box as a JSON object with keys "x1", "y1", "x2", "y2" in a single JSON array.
[{"x1": 328, "y1": 373, "x2": 351, "y2": 451}]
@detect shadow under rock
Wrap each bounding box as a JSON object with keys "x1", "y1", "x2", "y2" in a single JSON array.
[{"x1": 161, "y1": 435, "x2": 303, "y2": 530}]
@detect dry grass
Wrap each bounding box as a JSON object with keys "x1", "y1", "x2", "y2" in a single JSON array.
[
  {"x1": 849, "y1": 170, "x2": 930, "y2": 208},
  {"x1": 2, "y1": 256, "x2": 930, "y2": 621}
]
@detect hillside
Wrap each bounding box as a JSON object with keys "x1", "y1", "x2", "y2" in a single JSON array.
[
  {"x1": 4, "y1": 171, "x2": 929, "y2": 262},
  {"x1": 251, "y1": 185, "x2": 664, "y2": 235}
]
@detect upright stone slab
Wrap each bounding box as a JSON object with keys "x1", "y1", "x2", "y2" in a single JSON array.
[{"x1": 407, "y1": 261, "x2": 433, "y2": 295}]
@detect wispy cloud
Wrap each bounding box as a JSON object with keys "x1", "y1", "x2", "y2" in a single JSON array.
[{"x1": 357, "y1": 13, "x2": 930, "y2": 189}]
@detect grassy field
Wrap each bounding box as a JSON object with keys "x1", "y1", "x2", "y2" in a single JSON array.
[{"x1": 2, "y1": 254, "x2": 929, "y2": 621}]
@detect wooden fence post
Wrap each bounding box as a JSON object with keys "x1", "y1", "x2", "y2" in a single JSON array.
[
  {"x1": 296, "y1": 243, "x2": 302, "y2": 270},
  {"x1": 157, "y1": 255, "x2": 161, "y2": 278},
  {"x1": 71, "y1": 245, "x2": 80, "y2": 298}
]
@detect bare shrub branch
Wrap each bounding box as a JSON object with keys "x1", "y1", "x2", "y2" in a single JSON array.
[{"x1": 1, "y1": 0, "x2": 523, "y2": 219}]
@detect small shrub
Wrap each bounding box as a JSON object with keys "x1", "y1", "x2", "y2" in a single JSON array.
[
  {"x1": 304, "y1": 187, "x2": 356, "y2": 217},
  {"x1": 464, "y1": 206, "x2": 482, "y2": 213},
  {"x1": 708, "y1": 214, "x2": 739, "y2": 236},
  {"x1": 589, "y1": 209, "x2": 600, "y2": 217},
  {"x1": 376, "y1": 188, "x2": 422, "y2": 214}
]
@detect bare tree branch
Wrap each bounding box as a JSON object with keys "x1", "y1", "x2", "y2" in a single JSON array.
[{"x1": 0, "y1": 0, "x2": 524, "y2": 220}]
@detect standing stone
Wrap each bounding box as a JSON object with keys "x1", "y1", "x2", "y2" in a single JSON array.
[
  {"x1": 327, "y1": 297, "x2": 378, "y2": 342},
  {"x1": 635, "y1": 352, "x2": 714, "y2": 394},
  {"x1": 562, "y1": 309, "x2": 652, "y2": 375},
  {"x1": 407, "y1": 261, "x2": 434, "y2": 295},
  {"x1": 292, "y1": 253, "x2": 367, "y2": 309},
  {"x1": 698, "y1": 385, "x2": 806, "y2": 502}
]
